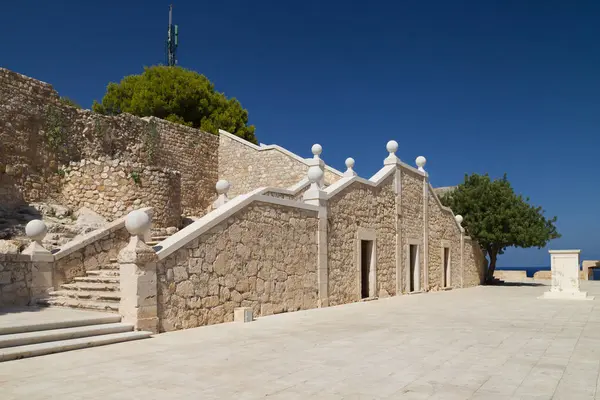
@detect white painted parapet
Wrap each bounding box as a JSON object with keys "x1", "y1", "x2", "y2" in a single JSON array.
[{"x1": 541, "y1": 250, "x2": 594, "y2": 301}]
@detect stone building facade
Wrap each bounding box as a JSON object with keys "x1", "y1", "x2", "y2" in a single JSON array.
[{"x1": 0, "y1": 68, "x2": 486, "y2": 335}]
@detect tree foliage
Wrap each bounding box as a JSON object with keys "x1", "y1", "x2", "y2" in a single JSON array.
[
  {"x1": 440, "y1": 173, "x2": 560, "y2": 283},
  {"x1": 92, "y1": 66, "x2": 257, "y2": 144}
]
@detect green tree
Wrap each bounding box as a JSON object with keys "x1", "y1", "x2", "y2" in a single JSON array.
[
  {"x1": 440, "y1": 173, "x2": 560, "y2": 283},
  {"x1": 92, "y1": 66, "x2": 257, "y2": 144}
]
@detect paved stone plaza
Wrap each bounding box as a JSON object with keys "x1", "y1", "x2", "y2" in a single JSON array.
[{"x1": 2, "y1": 281, "x2": 600, "y2": 399}]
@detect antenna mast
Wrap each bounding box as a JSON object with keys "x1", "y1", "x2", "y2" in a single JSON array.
[{"x1": 166, "y1": 4, "x2": 179, "y2": 66}]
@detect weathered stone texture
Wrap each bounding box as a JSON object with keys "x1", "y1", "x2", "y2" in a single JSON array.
[
  {"x1": 401, "y1": 170, "x2": 424, "y2": 292},
  {"x1": 327, "y1": 176, "x2": 396, "y2": 305},
  {"x1": 53, "y1": 227, "x2": 129, "y2": 288},
  {"x1": 427, "y1": 191, "x2": 461, "y2": 290},
  {"x1": 0, "y1": 68, "x2": 218, "y2": 216},
  {"x1": 463, "y1": 238, "x2": 486, "y2": 287},
  {"x1": 0, "y1": 253, "x2": 32, "y2": 307},
  {"x1": 60, "y1": 158, "x2": 181, "y2": 227},
  {"x1": 218, "y1": 134, "x2": 341, "y2": 197},
  {"x1": 157, "y1": 202, "x2": 319, "y2": 332}
]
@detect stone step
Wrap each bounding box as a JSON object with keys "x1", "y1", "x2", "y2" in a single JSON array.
[
  {"x1": 0, "y1": 322, "x2": 133, "y2": 349},
  {"x1": 146, "y1": 241, "x2": 159, "y2": 246},
  {"x1": 38, "y1": 297, "x2": 119, "y2": 312},
  {"x1": 0, "y1": 330, "x2": 152, "y2": 362},
  {"x1": 49, "y1": 290, "x2": 121, "y2": 302},
  {"x1": 74, "y1": 276, "x2": 120, "y2": 284},
  {"x1": 86, "y1": 269, "x2": 120, "y2": 277},
  {"x1": 61, "y1": 282, "x2": 119, "y2": 292},
  {"x1": 0, "y1": 314, "x2": 121, "y2": 335},
  {"x1": 152, "y1": 236, "x2": 169, "y2": 241}
]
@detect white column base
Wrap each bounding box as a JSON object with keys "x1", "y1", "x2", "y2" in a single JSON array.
[{"x1": 539, "y1": 290, "x2": 595, "y2": 301}]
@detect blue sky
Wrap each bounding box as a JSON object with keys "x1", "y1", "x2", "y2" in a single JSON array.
[{"x1": 3, "y1": 1, "x2": 599, "y2": 267}]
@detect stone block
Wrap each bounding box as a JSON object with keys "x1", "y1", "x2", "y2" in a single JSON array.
[{"x1": 234, "y1": 307, "x2": 253, "y2": 323}]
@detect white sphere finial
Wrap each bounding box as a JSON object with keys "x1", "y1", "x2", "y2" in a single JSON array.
[
  {"x1": 307, "y1": 165, "x2": 324, "y2": 184},
  {"x1": 125, "y1": 210, "x2": 152, "y2": 236},
  {"x1": 311, "y1": 144, "x2": 322, "y2": 158},
  {"x1": 386, "y1": 140, "x2": 398, "y2": 155},
  {"x1": 455, "y1": 215, "x2": 463, "y2": 225},
  {"x1": 416, "y1": 156, "x2": 427, "y2": 172},
  {"x1": 26, "y1": 220, "x2": 47, "y2": 242},
  {"x1": 345, "y1": 157, "x2": 355, "y2": 169},
  {"x1": 215, "y1": 179, "x2": 231, "y2": 195}
]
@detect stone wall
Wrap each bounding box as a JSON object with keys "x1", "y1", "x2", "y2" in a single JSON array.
[
  {"x1": 218, "y1": 133, "x2": 342, "y2": 197},
  {"x1": 463, "y1": 237, "x2": 486, "y2": 287},
  {"x1": 0, "y1": 254, "x2": 31, "y2": 307},
  {"x1": 401, "y1": 169, "x2": 425, "y2": 292},
  {"x1": 61, "y1": 158, "x2": 181, "y2": 227},
  {"x1": 327, "y1": 176, "x2": 396, "y2": 305},
  {"x1": 0, "y1": 68, "x2": 219, "y2": 216},
  {"x1": 427, "y1": 191, "x2": 461, "y2": 290},
  {"x1": 156, "y1": 202, "x2": 319, "y2": 332}
]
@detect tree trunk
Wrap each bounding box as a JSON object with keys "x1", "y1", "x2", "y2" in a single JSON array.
[{"x1": 485, "y1": 251, "x2": 498, "y2": 284}]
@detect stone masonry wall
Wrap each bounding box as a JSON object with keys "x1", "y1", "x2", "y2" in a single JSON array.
[
  {"x1": 463, "y1": 238, "x2": 486, "y2": 287},
  {"x1": 61, "y1": 158, "x2": 181, "y2": 227},
  {"x1": 0, "y1": 68, "x2": 219, "y2": 216},
  {"x1": 218, "y1": 134, "x2": 341, "y2": 197},
  {"x1": 427, "y1": 191, "x2": 462, "y2": 290},
  {"x1": 327, "y1": 176, "x2": 396, "y2": 306},
  {"x1": 0, "y1": 254, "x2": 31, "y2": 307},
  {"x1": 401, "y1": 169, "x2": 425, "y2": 292},
  {"x1": 157, "y1": 202, "x2": 319, "y2": 332}
]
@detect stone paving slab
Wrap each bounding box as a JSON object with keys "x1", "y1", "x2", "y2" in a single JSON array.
[{"x1": 2, "y1": 280, "x2": 600, "y2": 399}]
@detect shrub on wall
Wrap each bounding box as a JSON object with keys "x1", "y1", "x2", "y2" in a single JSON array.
[{"x1": 92, "y1": 66, "x2": 258, "y2": 144}]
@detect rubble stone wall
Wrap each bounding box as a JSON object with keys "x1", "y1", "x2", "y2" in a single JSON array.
[
  {"x1": 0, "y1": 254, "x2": 31, "y2": 307},
  {"x1": 401, "y1": 169, "x2": 425, "y2": 292},
  {"x1": 463, "y1": 237, "x2": 486, "y2": 287},
  {"x1": 327, "y1": 176, "x2": 397, "y2": 305},
  {"x1": 157, "y1": 202, "x2": 319, "y2": 332},
  {"x1": 218, "y1": 133, "x2": 341, "y2": 197},
  {"x1": 427, "y1": 191, "x2": 462, "y2": 290},
  {"x1": 0, "y1": 68, "x2": 218, "y2": 216},
  {"x1": 61, "y1": 158, "x2": 181, "y2": 227}
]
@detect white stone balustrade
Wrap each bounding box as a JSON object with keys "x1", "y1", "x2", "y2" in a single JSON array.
[
  {"x1": 384, "y1": 140, "x2": 400, "y2": 165},
  {"x1": 22, "y1": 220, "x2": 54, "y2": 301}
]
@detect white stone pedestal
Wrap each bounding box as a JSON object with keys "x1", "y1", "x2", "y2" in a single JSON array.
[
  {"x1": 540, "y1": 250, "x2": 594, "y2": 301},
  {"x1": 234, "y1": 307, "x2": 253, "y2": 323}
]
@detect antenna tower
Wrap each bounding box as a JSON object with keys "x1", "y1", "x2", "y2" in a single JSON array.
[{"x1": 166, "y1": 4, "x2": 179, "y2": 66}]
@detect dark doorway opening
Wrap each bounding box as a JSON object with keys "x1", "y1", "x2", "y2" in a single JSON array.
[
  {"x1": 443, "y1": 247, "x2": 450, "y2": 287},
  {"x1": 361, "y1": 240, "x2": 374, "y2": 299},
  {"x1": 409, "y1": 244, "x2": 418, "y2": 292}
]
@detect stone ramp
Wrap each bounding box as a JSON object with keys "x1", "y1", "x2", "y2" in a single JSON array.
[{"x1": 0, "y1": 307, "x2": 151, "y2": 361}]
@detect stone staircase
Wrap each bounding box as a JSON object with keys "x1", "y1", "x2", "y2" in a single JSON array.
[
  {"x1": 0, "y1": 313, "x2": 151, "y2": 362},
  {"x1": 38, "y1": 234, "x2": 170, "y2": 313}
]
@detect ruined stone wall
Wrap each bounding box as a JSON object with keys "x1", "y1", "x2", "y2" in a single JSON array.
[
  {"x1": 0, "y1": 254, "x2": 31, "y2": 307},
  {"x1": 327, "y1": 176, "x2": 396, "y2": 306},
  {"x1": 157, "y1": 202, "x2": 319, "y2": 332},
  {"x1": 61, "y1": 158, "x2": 181, "y2": 227},
  {"x1": 0, "y1": 68, "x2": 219, "y2": 216},
  {"x1": 400, "y1": 169, "x2": 424, "y2": 292},
  {"x1": 427, "y1": 191, "x2": 462, "y2": 290},
  {"x1": 218, "y1": 133, "x2": 342, "y2": 197},
  {"x1": 53, "y1": 226, "x2": 129, "y2": 288},
  {"x1": 463, "y1": 237, "x2": 486, "y2": 287}
]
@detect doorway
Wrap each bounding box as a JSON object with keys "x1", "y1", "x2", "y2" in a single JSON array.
[
  {"x1": 443, "y1": 247, "x2": 450, "y2": 287},
  {"x1": 409, "y1": 244, "x2": 419, "y2": 292},
  {"x1": 360, "y1": 240, "x2": 374, "y2": 299}
]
